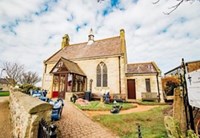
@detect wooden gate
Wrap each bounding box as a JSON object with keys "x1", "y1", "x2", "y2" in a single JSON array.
[{"x1": 127, "y1": 79, "x2": 136, "y2": 99}]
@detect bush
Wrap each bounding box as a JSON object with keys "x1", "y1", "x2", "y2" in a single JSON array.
[
  {"x1": 19, "y1": 83, "x2": 40, "y2": 94},
  {"x1": 162, "y1": 76, "x2": 181, "y2": 96}
]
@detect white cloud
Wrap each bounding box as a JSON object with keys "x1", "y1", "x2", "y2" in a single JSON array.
[{"x1": 0, "y1": 0, "x2": 200, "y2": 86}]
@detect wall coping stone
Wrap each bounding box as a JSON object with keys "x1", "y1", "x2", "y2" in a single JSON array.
[{"x1": 11, "y1": 90, "x2": 52, "y2": 114}]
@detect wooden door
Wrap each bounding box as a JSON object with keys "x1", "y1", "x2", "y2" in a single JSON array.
[
  {"x1": 59, "y1": 74, "x2": 66, "y2": 99},
  {"x1": 127, "y1": 79, "x2": 136, "y2": 99}
]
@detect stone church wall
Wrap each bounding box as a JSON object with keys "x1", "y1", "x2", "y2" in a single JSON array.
[
  {"x1": 74, "y1": 56, "x2": 124, "y2": 96},
  {"x1": 42, "y1": 56, "x2": 127, "y2": 98},
  {"x1": 42, "y1": 63, "x2": 55, "y2": 94},
  {"x1": 9, "y1": 88, "x2": 52, "y2": 138}
]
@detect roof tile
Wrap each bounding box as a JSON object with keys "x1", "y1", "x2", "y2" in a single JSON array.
[
  {"x1": 127, "y1": 62, "x2": 158, "y2": 74},
  {"x1": 46, "y1": 36, "x2": 122, "y2": 63}
]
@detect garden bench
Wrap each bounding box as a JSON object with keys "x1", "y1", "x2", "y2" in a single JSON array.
[
  {"x1": 92, "y1": 93, "x2": 101, "y2": 100},
  {"x1": 73, "y1": 92, "x2": 85, "y2": 99},
  {"x1": 141, "y1": 92, "x2": 159, "y2": 101},
  {"x1": 110, "y1": 94, "x2": 126, "y2": 102}
]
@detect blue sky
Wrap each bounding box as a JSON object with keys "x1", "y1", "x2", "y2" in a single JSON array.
[{"x1": 0, "y1": 0, "x2": 200, "y2": 86}]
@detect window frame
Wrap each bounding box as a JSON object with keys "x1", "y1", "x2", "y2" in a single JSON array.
[
  {"x1": 96, "y1": 62, "x2": 108, "y2": 87},
  {"x1": 145, "y1": 78, "x2": 151, "y2": 92}
]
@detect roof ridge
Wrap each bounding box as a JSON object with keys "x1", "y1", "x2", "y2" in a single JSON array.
[
  {"x1": 128, "y1": 62, "x2": 153, "y2": 65},
  {"x1": 60, "y1": 57, "x2": 76, "y2": 64},
  {"x1": 68, "y1": 35, "x2": 120, "y2": 47}
]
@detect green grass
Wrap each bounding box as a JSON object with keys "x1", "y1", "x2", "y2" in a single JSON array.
[
  {"x1": 93, "y1": 105, "x2": 169, "y2": 138},
  {"x1": 75, "y1": 101, "x2": 136, "y2": 111},
  {"x1": 0, "y1": 91, "x2": 9, "y2": 96},
  {"x1": 136, "y1": 100, "x2": 167, "y2": 105}
]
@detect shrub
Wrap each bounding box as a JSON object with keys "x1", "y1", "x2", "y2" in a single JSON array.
[
  {"x1": 162, "y1": 76, "x2": 181, "y2": 96},
  {"x1": 19, "y1": 83, "x2": 40, "y2": 94}
]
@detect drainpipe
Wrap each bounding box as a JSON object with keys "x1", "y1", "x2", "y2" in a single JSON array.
[
  {"x1": 118, "y1": 56, "x2": 121, "y2": 94},
  {"x1": 156, "y1": 72, "x2": 161, "y2": 102}
]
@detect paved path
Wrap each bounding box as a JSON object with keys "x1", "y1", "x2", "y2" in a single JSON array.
[
  {"x1": 55, "y1": 101, "x2": 118, "y2": 138},
  {"x1": 0, "y1": 97, "x2": 12, "y2": 138}
]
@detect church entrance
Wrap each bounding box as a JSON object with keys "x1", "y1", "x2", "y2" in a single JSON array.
[
  {"x1": 50, "y1": 57, "x2": 86, "y2": 99},
  {"x1": 127, "y1": 79, "x2": 136, "y2": 99}
]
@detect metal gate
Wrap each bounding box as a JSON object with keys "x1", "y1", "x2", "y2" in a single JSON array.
[{"x1": 38, "y1": 118, "x2": 57, "y2": 138}]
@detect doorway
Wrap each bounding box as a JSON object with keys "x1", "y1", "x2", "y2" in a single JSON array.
[{"x1": 127, "y1": 79, "x2": 136, "y2": 99}]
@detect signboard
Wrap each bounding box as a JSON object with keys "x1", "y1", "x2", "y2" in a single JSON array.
[{"x1": 186, "y1": 69, "x2": 200, "y2": 108}]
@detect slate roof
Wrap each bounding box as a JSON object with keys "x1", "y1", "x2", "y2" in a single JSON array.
[
  {"x1": 127, "y1": 62, "x2": 160, "y2": 74},
  {"x1": 50, "y1": 57, "x2": 86, "y2": 76},
  {"x1": 45, "y1": 36, "x2": 122, "y2": 63}
]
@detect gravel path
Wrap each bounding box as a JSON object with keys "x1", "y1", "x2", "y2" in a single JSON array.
[
  {"x1": 0, "y1": 97, "x2": 12, "y2": 138},
  {"x1": 55, "y1": 101, "x2": 118, "y2": 138}
]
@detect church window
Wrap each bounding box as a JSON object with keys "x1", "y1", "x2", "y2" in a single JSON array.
[
  {"x1": 145, "y1": 78, "x2": 151, "y2": 92},
  {"x1": 96, "y1": 62, "x2": 107, "y2": 87}
]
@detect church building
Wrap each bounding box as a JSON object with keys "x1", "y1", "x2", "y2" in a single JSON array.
[{"x1": 42, "y1": 29, "x2": 163, "y2": 101}]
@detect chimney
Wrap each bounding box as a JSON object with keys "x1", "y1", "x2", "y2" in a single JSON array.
[
  {"x1": 87, "y1": 28, "x2": 94, "y2": 45},
  {"x1": 120, "y1": 28, "x2": 127, "y2": 64},
  {"x1": 120, "y1": 29, "x2": 125, "y2": 39},
  {"x1": 61, "y1": 34, "x2": 70, "y2": 48}
]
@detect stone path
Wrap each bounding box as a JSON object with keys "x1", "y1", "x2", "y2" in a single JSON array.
[
  {"x1": 0, "y1": 97, "x2": 12, "y2": 138},
  {"x1": 55, "y1": 101, "x2": 118, "y2": 138}
]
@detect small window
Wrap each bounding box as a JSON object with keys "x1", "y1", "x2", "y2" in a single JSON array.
[{"x1": 145, "y1": 78, "x2": 151, "y2": 92}]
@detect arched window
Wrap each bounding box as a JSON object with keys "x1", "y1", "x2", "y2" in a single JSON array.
[
  {"x1": 102, "y1": 64, "x2": 107, "y2": 87},
  {"x1": 97, "y1": 64, "x2": 101, "y2": 87},
  {"x1": 96, "y1": 62, "x2": 107, "y2": 87}
]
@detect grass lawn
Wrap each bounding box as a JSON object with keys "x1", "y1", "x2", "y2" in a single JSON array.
[
  {"x1": 75, "y1": 101, "x2": 136, "y2": 111},
  {"x1": 92, "y1": 105, "x2": 169, "y2": 138},
  {"x1": 0, "y1": 91, "x2": 9, "y2": 96},
  {"x1": 136, "y1": 100, "x2": 167, "y2": 105}
]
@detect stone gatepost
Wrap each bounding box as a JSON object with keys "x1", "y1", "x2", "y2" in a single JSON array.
[
  {"x1": 9, "y1": 89, "x2": 53, "y2": 138},
  {"x1": 173, "y1": 87, "x2": 187, "y2": 136}
]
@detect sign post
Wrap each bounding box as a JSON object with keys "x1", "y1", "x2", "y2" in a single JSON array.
[{"x1": 182, "y1": 58, "x2": 195, "y2": 131}]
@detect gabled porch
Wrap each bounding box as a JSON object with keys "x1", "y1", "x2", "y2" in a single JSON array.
[{"x1": 50, "y1": 57, "x2": 86, "y2": 99}]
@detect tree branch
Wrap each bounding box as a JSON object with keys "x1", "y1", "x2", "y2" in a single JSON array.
[
  {"x1": 164, "y1": 0, "x2": 184, "y2": 15},
  {"x1": 153, "y1": 0, "x2": 199, "y2": 15}
]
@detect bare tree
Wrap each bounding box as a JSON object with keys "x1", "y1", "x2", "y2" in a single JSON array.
[
  {"x1": 153, "y1": 0, "x2": 200, "y2": 15},
  {"x1": 19, "y1": 71, "x2": 41, "y2": 85},
  {"x1": 2, "y1": 62, "x2": 41, "y2": 86},
  {"x1": 2, "y1": 62, "x2": 24, "y2": 86}
]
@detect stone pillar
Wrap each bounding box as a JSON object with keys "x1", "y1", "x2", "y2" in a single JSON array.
[{"x1": 173, "y1": 87, "x2": 187, "y2": 136}]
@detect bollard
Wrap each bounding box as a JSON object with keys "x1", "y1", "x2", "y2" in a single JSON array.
[{"x1": 137, "y1": 123, "x2": 142, "y2": 138}]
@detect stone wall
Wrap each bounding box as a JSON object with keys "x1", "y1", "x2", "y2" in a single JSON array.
[{"x1": 9, "y1": 88, "x2": 53, "y2": 138}]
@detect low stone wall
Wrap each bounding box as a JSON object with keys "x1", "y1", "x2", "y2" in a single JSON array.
[{"x1": 9, "y1": 88, "x2": 53, "y2": 138}]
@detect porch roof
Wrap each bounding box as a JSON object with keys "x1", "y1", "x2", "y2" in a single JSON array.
[{"x1": 50, "y1": 57, "x2": 86, "y2": 76}]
